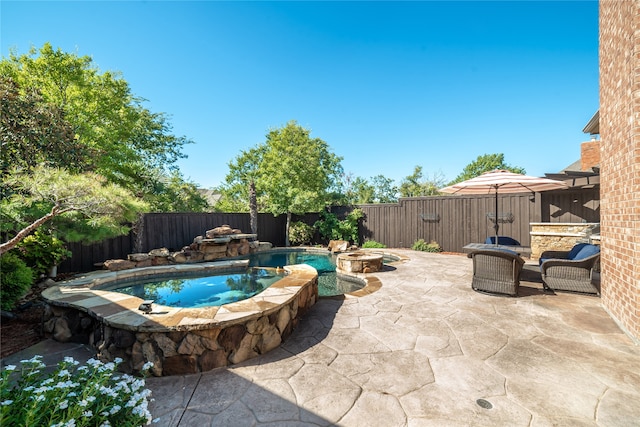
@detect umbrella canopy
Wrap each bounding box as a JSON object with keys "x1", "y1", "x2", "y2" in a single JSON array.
[{"x1": 439, "y1": 170, "x2": 569, "y2": 242}]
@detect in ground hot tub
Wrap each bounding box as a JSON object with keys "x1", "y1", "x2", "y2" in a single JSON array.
[
  {"x1": 41, "y1": 260, "x2": 318, "y2": 376},
  {"x1": 336, "y1": 251, "x2": 384, "y2": 273}
]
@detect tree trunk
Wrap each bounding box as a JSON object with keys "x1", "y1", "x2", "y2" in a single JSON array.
[
  {"x1": 0, "y1": 207, "x2": 62, "y2": 255},
  {"x1": 249, "y1": 180, "x2": 258, "y2": 236},
  {"x1": 285, "y1": 212, "x2": 291, "y2": 247}
]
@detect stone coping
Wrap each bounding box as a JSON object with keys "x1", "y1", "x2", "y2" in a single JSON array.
[
  {"x1": 42, "y1": 261, "x2": 317, "y2": 333},
  {"x1": 41, "y1": 248, "x2": 407, "y2": 333},
  {"x1": 530, "y1": 231, "x2": 588, "y2": 237}
]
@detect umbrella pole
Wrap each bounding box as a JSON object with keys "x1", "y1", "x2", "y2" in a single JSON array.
[{"x1": 494, "y1": 187, "x2": 499, "y2": 245}]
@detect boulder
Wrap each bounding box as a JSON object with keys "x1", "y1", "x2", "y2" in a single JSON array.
[
  {"x1": 128, "y1": 253, "x2": 150, "y2": 262},
  {"x1": 328, "y1": 240, "x2": 349, "y2": 253},
  {"x1": 149, "y1": 247, "x2": 170, "y2": 257},
  {"x1": 103, "y1": 259, "x2": 136, "y2": 271}
]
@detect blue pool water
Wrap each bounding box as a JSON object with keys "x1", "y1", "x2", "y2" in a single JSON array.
[
  {"x1": 111, "y1": 267, "x2": 286, "y2": 308},
  {"x1": 242, "y1": 250, "x2": 366, "y2": 297}
]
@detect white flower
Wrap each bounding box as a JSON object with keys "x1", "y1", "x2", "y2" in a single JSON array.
[
  {"x1": 24, "y1": 386, "x2": 35, "y2": 392},
  {"x1": 1, "y1": 400, "x2": 13, "y2": 406},
  {"x1": 86, "y1": 396, "x2": 96, "y2": 402},
  {"x1": 114, "y1": 357, "x2": 123, "y2": 364},
  {"x1": 99, "y1": 421, "x2": 111, "y2": 427},
  {"x1": 63, "y1": 356, "x2": 79, "y2": 365},
  {"x1": 78, "y1": 399, "x2": 88, "y2": 407},
  {"x1": 34, "y1": 394, "x2": 45, "y2": 402},
  {"x1": 59, "y1": 400, "x2": 69, "y2": 409},
  {"x1": 82, "y1": 410, "x2": 93, "y2": 418},
  {"x1": 142, "y1": 361, "x2": 154, "y2": 371},
  {"x1": 21, "y1": 355, "x2": 43, "y2": 363},
  {"x1": 57, "y1": 369, "x2": 70, "y2": 377},
  {"x1": 63, "y1": 419, "x2": 76, "y2": 427},
  {"x1": 86, "y1": 358, "x2": 101, "y2": 367},
  {"x1": 109, "y1": 405, "x2": 121, "y2": 414},
  {"x1": 3, "y1": 365, "x2": 16, "y2": 371},
  {"x1": 67, "y1": 392, "x2": 77, "y2": 397}
]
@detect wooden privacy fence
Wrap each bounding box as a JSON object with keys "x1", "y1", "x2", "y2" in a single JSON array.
[{"x1": 59, "y1": 187, "x2": 599, "y2": 273}]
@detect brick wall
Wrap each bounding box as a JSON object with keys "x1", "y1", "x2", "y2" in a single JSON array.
[
  {"x1": 580, "y1": 140, "x2": 601, "y2": 171},
  {"x1": 599, "y1": 0, "x2": 640, "y2": 341}
]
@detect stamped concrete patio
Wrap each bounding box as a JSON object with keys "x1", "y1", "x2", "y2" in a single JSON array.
[{"x1": 145, "y1": 250, "x2": 640, "y2": 426}]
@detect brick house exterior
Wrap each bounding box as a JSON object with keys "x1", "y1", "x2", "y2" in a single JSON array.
[{"x1": 599, "y1": 1, "x2": 640, "y2": 342}]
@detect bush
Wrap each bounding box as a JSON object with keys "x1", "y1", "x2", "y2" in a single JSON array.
[
  {"x1": 361, "y1": 240, "x2": 386, "y2": 248},
  {"x1": 0, "y1": 251, "x2": 34, "y2": 311},
  {"x1": 289, "y1": 221, "x2": 315, "y2": 246},
  {"x1": 0, "y1": 355, "x2": 153, "y2": 426},
  {"x1": 314, "y1": 209, "x2": 364, "y2": 245},
  {"x1": 17, "y1": 230, "x2": 71, "y2": 277},
  {"x1": 411, "y1": 239, "x2": 443, "y2": 253}
]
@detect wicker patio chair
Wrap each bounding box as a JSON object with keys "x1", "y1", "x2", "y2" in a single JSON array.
[
  {"x1": 468, "y1": 249, "x2": 525, "y2": 296},
  {"x1": 540, "y1": 244, "x2": 601, "y2": 295}
]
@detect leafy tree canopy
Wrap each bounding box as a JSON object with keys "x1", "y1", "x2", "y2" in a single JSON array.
[
  {"x1": 0, "y1": 43, "x2": 207, "y2": 212},
  {"x1": 217, "y1": 120, "x2": 343, "y2": 245},
  {"x1": 342, "y1": 173, "x2": 398, "y2": 204},
  {"x1": 398, "y1": 166, "x2": 446, "y2": 197},
  {"x1": 258, "y1": 121, "x2": 343, "y2": 216},
  {"x1": 449, "y1": 153, "x2": 526, "y2": 185},
  {"x1": 1, "y1": 166, "x2": 148, "y2": 255}
]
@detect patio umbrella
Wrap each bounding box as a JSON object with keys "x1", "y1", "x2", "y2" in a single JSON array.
[{"x1": 439, "y1": 169, "x2": 569, "y2": 244}]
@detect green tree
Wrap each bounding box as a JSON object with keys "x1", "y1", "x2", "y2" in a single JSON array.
[
  {"x1": 217, "y1": 146, "x2": 268, "y2": 234},
  {"x1": 0, "y1": 166, "x2": 147, "y2": 255},
  {"x1": 258, "y1": 121, "x2": 343, "y2": 245},
  {"x1": 342, "y1": 174, "x2": 375, "y2": 205},
  {"x1": 449, "y1": 153, "x2": 526, "y2": 185},
  {"x1": 0, "y1": 43, "x2": 204, "y2": 212},
  {"x1": 370, "y1": 174, "x2": 398, "y2": 203},
  {"x1": 398, "y1": 166, "x2": 446, "y2": 197},
  {"x1": 0, "y1": 76, "x2": 93, "y2": 176},
  {"x1": 219, "y1": 121, "x2": 343, "y2": 244},
  {"x1": 341, "y1": 174, "x2": 397, "y2": 204}
]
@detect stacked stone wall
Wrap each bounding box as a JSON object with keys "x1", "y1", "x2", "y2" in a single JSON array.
[
  {"x1": 42, "y1": 275, "x2": 318, "y2": 376},
  {"x1": 529, "y1": 223, "x2": 597, "y2": 260},
  {"x1": 599, "y1": 0, "x2": 640, "y2": 341}
]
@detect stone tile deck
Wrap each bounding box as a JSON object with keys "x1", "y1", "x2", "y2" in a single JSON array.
[
  {"x1": 145, "y1": 250, "x2": 640, "y2": 426},
  {"x1": 4, "y1": 250, "x2": 639, "y2": 426}
]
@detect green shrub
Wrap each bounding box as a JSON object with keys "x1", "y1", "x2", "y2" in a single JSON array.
[
  {"x1": 314, "y1": 209, "x2": 364, "y2": 244},
  {"x1": 0, "y1": 251, "x2": 34, "y2": 311},
  {"x1": 289, "y1": 221, "x2": 315, "y2": 246},
  {"x1": 411, "y1": 239, "x2": 443, "y2": 253},
  {"x1": 362, "y1": 240, "x2": 386, "y2": 248},
  {"x1": 17, "y1": 230, "x2": 71, "y2": 277}
]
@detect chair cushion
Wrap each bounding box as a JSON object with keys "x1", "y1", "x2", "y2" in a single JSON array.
[
  {"x1": 566, "y1": 243, "x2": 590, "y2": 260},
  {"x1": 485, "y1": 236, "x2": 521, "y2": 246},
  {"x1": 571, "y1": 244, "x2": 600, "y2": 260}
]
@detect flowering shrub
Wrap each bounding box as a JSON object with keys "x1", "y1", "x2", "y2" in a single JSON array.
[{"x1": 0, "y1": 355, "x2": 153, "y2": 427}]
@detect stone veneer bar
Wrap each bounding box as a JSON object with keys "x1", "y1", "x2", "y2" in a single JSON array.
[{"x1": 41, "y1": 261, "x2": 318, "y2": 376}]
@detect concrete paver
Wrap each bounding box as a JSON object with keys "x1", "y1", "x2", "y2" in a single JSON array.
[{"x1": 3, "y1": 250, "x2": 639, "y2": 426}]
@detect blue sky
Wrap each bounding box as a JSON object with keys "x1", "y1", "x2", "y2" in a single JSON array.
[{"x1": 1, "y1": 1, "x2": 599, "y2": 190}]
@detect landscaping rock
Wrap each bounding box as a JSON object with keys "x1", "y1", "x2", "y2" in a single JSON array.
[{"x1": 104, "y1": 259, "x2": 136, "y2": 271}]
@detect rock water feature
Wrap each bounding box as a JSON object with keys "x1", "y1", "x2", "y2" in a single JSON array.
[{"x1": 102, "y1": 225, "x2": 260, "y2": 271}]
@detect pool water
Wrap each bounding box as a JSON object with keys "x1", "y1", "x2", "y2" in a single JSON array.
[
  {"x1": 244, "y1": 250, "x2": 365, "y2": 297},
  {"x1": 111, "y1": 267, "x2": 286, "y2": 308}
]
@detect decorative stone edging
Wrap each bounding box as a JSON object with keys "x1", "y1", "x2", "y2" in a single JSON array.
[{"x1": 41, "y1": 262, "x2": 318, "y2": 376}]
